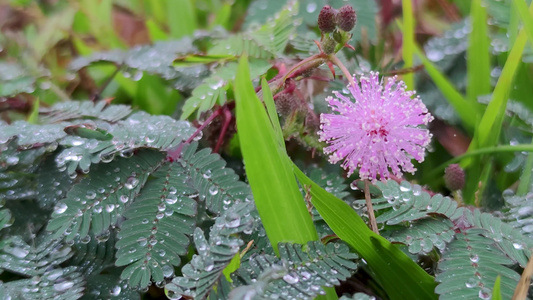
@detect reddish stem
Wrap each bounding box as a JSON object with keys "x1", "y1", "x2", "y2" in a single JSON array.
[
  {"x1": 214, "y1": 106, "x2": 233, "y2": 153},
  {"x1": 167, "y1": 108, "x2": 222, "y2": 161}
]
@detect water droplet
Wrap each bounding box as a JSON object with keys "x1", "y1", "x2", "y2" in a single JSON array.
[
  {"x1": 166, "y1": 195, "x2": 178, "y2": 205},
  {"x1": 469, "y1": 254, "x2": 479, "y2": 263},
  {"x1": 478, "y1": 287, "x2": 491, "y2": 299},
  {"x1": 465, "y1": 277, "x2": 478, "y2": 288},
  {"x1": 53, "y1": 281, "x2": 74, "y2": 292},
  {"x1": 80, "y1": 235, "x2": 91, "y2": 244},
  {"x1": 162, "y1": 264, "x2": 174, "y2": 277},
  {"x1": 137, "y1": 237, "x2": 148, "y2": 247},
  {"x1": 125, "y1": 177, "x2": 139, "y2": 189},
  {"x1": 283, "y1": 274, "x2": 299, "y2": 284},
  {"x1": 120, "y1": 195, "x2": 129, "y2": 203},
  {"x1": 141, "y1": 218, "x2": 149, "y2": 224},
  {"x1": 513, "y1": 242, "x2": 524, "y2": 250},
  {"x1": 350, "y1": 181, "x2": 359, "y2": 191},
  {"x1": 208, "y1": 186, "x2": 219, "y2": 196},
  {"x1": 168, "y1": 187, "x2": 177, "y2": 194},
  {"x1": 54, "y1": 203, "x2": 68, "y2": 214},
  {"x1": 110, "y1": 285, "x2": 121, "y2": 296},
  {"x1": 86, "y1": 191, "x2": 97, "y2": 200},
  {"x1": 203, "y1": 170, "x2": 212, "y2": 179},
  {"x1": 306, "y1": 2, "x2": 317, "y2": 13},
  {"x1": 105, "y1": 204, "x2": 115, "y2": 212}
]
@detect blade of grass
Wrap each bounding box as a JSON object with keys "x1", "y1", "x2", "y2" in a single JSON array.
[
  {"x1": 492, "y1": 276, "x2": 502, "y2": 300},
  {"x1": 471, "y1": 2, "x2": 533, "y2": 150},
  {"x1": 293, "y1": 166, "x2": 438, "y2": 300},
  {"x1": 414, "y1": 45, "x2": 477, "y2": 132},
  {"x1": 462, "y1": 2, "x2": 533, "y2": 204},
  {"x1": 234, "y1": 55, "x2": 318, "y2": 255},
  {"x1": 517, "y1": 139, "x2": 533, "y2": 196},
  {"x1": 401, "y1": 0, "x2": 415, "y2": 89},
  {"x1": 467, "y1": 0, "x2": 491, "y2": 105},
  {"x1": 426, "y1": 143, "x2": 533, "y2": 180},
  {"x1": 167, "y1": 0, "x2": 198, "y2": 38}
]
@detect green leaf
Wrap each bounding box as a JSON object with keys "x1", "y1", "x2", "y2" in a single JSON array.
[
  {"x1": 234, "y1": 55, "x2": 318, "y2": 255},
  {"x1": 292, "y1": 168, "x2": 438, "y2": 300},
  {"x1": 222, "y1": 253, "x2": 240, "y2": 283},
  {"x1": 492, "y1": 276, "x2": 502, "y2": 300}
]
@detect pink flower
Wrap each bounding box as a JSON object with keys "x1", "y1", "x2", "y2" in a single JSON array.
[{"x1": 318, "y1": 72, "x2": 433, "y2": 182}]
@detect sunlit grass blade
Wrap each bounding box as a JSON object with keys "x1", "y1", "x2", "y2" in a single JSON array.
[
  {"x1": 234, "y1": 55, "x2": 318, "y2": 255},
  {"x1": 467, "y1": 0, "x2": 491, "y2": 105},
  {"x1": 293, "y1": 166, "x2": 438, "y2": 300},
  {"x1": 401, "y1": 0, "x2": 415, "y2": 89}
]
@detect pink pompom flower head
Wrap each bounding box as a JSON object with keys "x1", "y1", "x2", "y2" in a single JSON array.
[{"x1": 318, "y1": 72, "x2": 433, "y2": 182}]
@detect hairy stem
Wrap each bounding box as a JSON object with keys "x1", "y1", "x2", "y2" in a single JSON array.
[
  {"x1": 328, "y1": 54, "x2": 356, "y2": 87},
  {"x1": 364, "y1": 179, "x2": 379, "y2": 234}
]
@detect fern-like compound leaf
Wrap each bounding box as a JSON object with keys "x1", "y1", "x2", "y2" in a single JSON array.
[
  {"x1": 116, "y1": 161, "x2": 197, "y2": 289},
  {"x1": 504, "y1": 193, "x2": 533, "y2": 239},
  {"x1": 166, "y1": 201, "x2": 256, "y2": 300},
  {"x1": 46, "y1": 150, "x2": 165, "y2": 241},
  {"x1": 69, "y1": 40, "x2": 197, "y2": 80},
  {"x1": 356, "y1": 180, "x2": 532, "y2": 266},
  {"x1": 1, "y1": 266, "x2": 85, "y2": 300},
  {"x1": 434, "y1": 229, "x2": 520, "y2": 300},
  {"x1": 231, "y1": 241, "x2": 359, "y2": 300},
  {"x1": 40, "y1": 100, "x2": 132, "y2": 123},
  {"x1": 69, "y1": 230, "x2": 117, "y2": 276},
  {"x1": 179, "y1": 143, "x2": 252, "y2": 214},
  {"x1": 384, "y1": 217, "x2": 456, "y2": 255}
]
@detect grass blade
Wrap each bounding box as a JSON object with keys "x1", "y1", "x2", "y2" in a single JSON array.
[
  {"x1": 293, "y1": 166, "x2": 438, "y2": 300},
  {"x1": 234, "y1": 55, "x2": 318, "y2": 255},
  {"x1": 467, "y1": 0, "x2": 491, "y2": 105},
  {"x1": 415, "y1": 46, "x2": 477, "y2": 132},
  {"x1": 401, "y1": 0, "x2": 415, "y2": 89}
]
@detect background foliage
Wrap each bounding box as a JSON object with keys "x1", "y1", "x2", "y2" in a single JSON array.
[{"x1": 0, "y1": 0, "x2": 532, "y2": 299}]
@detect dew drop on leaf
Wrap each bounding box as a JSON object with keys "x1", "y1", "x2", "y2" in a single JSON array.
[
  {"x1": 110, "y1": 285, "x2": 121, "y2": 296},
  {"x1": 208, "y1": 186, "x2": 219, "y2": 195},
  {"x1": 54, "y1": 202, "x2": 68, "y2": 214}
]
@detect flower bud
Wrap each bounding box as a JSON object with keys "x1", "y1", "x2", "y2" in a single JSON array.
[
  {"x1": 318, "y1": 5, "x2": 337, "y2": 33},
  {"x1": 275, "y1": 93, "x2": 298, "y2": 117},
  {"x1": 336, "y1": 5, "x2": 357, "y2": 32},
  {"x1": 321, "y1": 36, "x2": 337, "y2": 54},
  {"x1": 444, "y1": 164, "x2": 465, "y2": 191}
]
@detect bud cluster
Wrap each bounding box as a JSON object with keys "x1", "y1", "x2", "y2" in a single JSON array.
[{"x1": 317, "y1": 5, "x2": 357, "y2": 34}]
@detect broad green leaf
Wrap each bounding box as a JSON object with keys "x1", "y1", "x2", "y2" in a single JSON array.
[
  {"x1": 234, "y1": 55, "x2": 318, "y2": 255},
  {"x1": 293, "y1": 167, "x2": 438, "y2": 300}
]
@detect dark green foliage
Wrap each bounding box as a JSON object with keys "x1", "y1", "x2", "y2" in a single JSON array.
[
  {"x1": 46, "y1": 150, "x2": 165, "y2": 241},
  {"x1": 166, "y1": 201, "x2": 256, "y2": 299},
  {"x1": 231, "y1": 241, "x2": 359, "y2": 300},
  {"x1": 354, "y1": 180, "x2": 532, "y2": 298},
  {"x1": 504, "y1": 193, "x2": 533, "y2": 239},
  {"x1": 69, "y1": 40, "x2": 198, "y2": 80},
  {"x1": 116, "y1": 161, "x2": 197, "y2": 289},
  {"x1": 435, "y1": 230, "x2": 520, "y2": 300},
  {"x1": 0, "y1": 61, "x2": 42, "y2": 97}
]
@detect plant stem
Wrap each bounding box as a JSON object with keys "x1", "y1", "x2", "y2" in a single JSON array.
[
  {"x1": 364, "y1": 179, "x2": 379, "y2": 234},
  {"x1": 327, "y1": 54, "x2": 356, "y2": 87}
]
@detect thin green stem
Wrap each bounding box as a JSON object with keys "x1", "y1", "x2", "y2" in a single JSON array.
[{"x1": 427, "y1": 144, "x2": 533, "y2": 179}]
